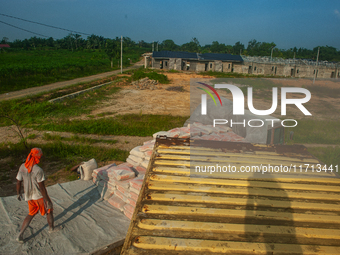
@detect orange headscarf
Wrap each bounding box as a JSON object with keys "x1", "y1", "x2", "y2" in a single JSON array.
[{"x1": 25, "y1": 148, "x2": 43, "y2": 173}]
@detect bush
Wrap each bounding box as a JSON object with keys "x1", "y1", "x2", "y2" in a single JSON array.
[{"x1": 132, "y1": 69, "x2": 169, "y2": 84}]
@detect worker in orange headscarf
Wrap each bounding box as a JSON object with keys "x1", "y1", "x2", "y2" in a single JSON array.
[{"x1": 16, "y1": 148, "x2": 55, "y2": 243}]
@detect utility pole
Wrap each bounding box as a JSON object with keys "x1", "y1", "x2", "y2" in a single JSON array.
[
  {"x1": 121, "y1": 36, "x2": 123, "y2": 74},
  {"x1": 271, "y1": 46, "x2": 274, "y2": 62},
  {"x1": 313, "y1": 47, "x2": 320, "y2": 84},
  {"x1": 240, "y1": 49, "x2": 242, "y2": 55}
]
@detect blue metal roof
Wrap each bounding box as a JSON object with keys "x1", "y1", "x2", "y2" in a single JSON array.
[
  {"x1": 152, "y1": 51, "x2": 243, "y2": 62},
  {"x1": 152, "y1": 51, "x2": 198, "y2": 59},
  {"x1": 201, "y1": 53, "x2": 243, "y2": 62}
]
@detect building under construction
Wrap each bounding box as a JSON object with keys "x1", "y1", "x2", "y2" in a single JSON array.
[{"x1": 147, "y1": 51, "x2": 340, "y2": 79}]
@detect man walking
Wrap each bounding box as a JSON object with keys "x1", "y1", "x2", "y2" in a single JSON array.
[{"x1": 16, "y1": 148, "x2": 54, "y2": 243}]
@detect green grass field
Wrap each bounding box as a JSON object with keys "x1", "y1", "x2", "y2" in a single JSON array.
[{"x1": 0, "y1": 49, "x2": 141, "y2": 94}]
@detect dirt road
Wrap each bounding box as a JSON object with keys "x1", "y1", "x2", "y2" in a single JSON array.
[{"x1": 0, "y1": 61, "x2": 144, "y2": 101}]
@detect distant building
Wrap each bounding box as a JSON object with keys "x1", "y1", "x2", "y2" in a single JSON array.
[
  {"x1": 0, "y1": 44, "x2": 10, "y2": 49},
  {"x1": 149, "y1": 51, "x2": 243, "y2": 73},
  {"x1": 149, "y1": 51, "x2": 340, "y2": 79},
  {"x1": 241, "y1": 56, "x2": 340, "y2": 79}
]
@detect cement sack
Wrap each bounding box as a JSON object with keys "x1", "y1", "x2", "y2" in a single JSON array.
[
  {"x1": 192, "y1": 123, "x2": 216, "y2": 134},
  {"x1": 79, "y1": 158, "x2": 98, "y2": 181},
  {"x1": 124, "y1": 204, "x2": 135, "y2": 215},
  {"x1": 115, "y1": 190, "x2": 128, "y2": 203},
  {"x1": 96, "y1": 163, "x2": 117, "y2": 181},
  {"x1": 145, "y1": 150, "x2": 153, "y2": 157},
  {"x1": 93, "y1": 163, "x2": 116, "y2": 175},
  {"x1": 168, "y1": 127, "x2": 190, "y2": 138},
  {"x1": 117, "y1": 185, "x2": 130, "y2": 197},
  {"x1": 153, "y1": 131, "x2": 169, "y2": 139},
  {"x1": 97, "y1": 184, "x2": 115, "y2": 200},
  {"x1": 143, "y1": 140, "x2": 155, "y2": 145},
  {"x1": 126, "y1": 157, "x2": 139, "y2": 167},
  {"x1": 141, "y1": 160, "x2": 149, "y2": 169},
  {"x1": 127, "y1": 197, "x2": 137, "y2": 207},
  {"x1": 124, "y1": 210, "x2": 133, "y2": 220},
  {"x1": 130, "y1": 146, "x2": 145, "y2": 158},
  {"x1": 140, "y1": 142, "x2": 155, "y2": 152},
  {"x1": 189, "y1": 127, "x2": 202, "y2": 137},
  {"x1": 116, "y1": 181, "x2": 130, "y2": 197},
  {"x1": 129, "y1": 178, "x2": 143, "y2": 191},
  {"x1": 108, "y1": 196, "x2": 126, "y2": 211},
  {"x1": 116, "y1": 179, "x2": 130, "y2": 188},
  {"x1": 129, "y1": 191, "x2": 139, "y2": 201},
  {"x1": 119, "y1": 162, "x2": 134, "y2": 168},
  {"x1": 214, "y1": 125, "x2": 232, "y2": 133},
  {"x1": 108, "y1": 165, "x2": 136, "y2": 181},
  {"x1": 134, "y1": 166, "x2": 146, "y2": 175},
  {"x1": 128, "y1": 154, "x2": 144, "y2": 164},
  {"x1": 165, "y1": 128, "x2": 181, "y2": 138},
  {"x1": 98, "y1": 180, "x2": 108, "y2": 187},
  {"x1": 92, "y1": 177, "x2": 99, "y2": 185},
  {"x1": 130, "y1": 187, "x2": 140, "y2": 195}
]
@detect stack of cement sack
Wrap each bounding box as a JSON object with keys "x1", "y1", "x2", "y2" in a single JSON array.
[
  {"x1": 107, "y1": 175, "x2": 144, "y2": 219},
  {"x1": 91, "y1": 122, "x2": 245, "y2": 220},
  {"x1": 152, "y1": 122, "x2": 245, "y2": 142},
  {"x1": 126, "y1": 140, "x2": 154, "y2": 168},
  {"x1": 92, "y1": 162, "x2": 146, "y2": 219}
]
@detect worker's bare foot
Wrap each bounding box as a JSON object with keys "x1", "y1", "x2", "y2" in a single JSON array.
[
  {"x1": 48, "y1": 225, "x2": 63, "y2": 234},
  {"x1": 16, "y1": 235, "x2": 24, "y2": 243}
]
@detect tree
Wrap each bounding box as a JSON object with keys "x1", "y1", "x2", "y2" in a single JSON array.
[
  {"x1": 73, "y1": 34, "x2": 82, "y2": 50},
  {"x1": 247, "y1": 39, "x2": 260, "y2": 55},
  {"x1": 161, "y1": 39, "x2": 178, "y2": 51},
  {"x1": 105, "y1": 39, "x2": 120, "y2": 68},
  {"x1": 211, "y1": 41, "x2": 226, "y2": 53},
  {"x1": 233, "y1": 41, "x2": 245, "y2": 55},
  {"x1": 87, "y1": 34, "x2": 99, "y2": 49},
  {"x1": 47, "y1": 37, "x2": 54, "y2": 48},
  {"x1": 316, "y1": 46, "x2": 337, "y2": 61},
  {"x1": 180, "y1": 37, "x2": 201, "y2": 52},
  {"x1": 1, "y1": 37, "x2": 9, "y2": 44}
]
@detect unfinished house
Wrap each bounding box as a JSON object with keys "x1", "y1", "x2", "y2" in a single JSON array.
[
  {"x1": 150, "y1": 51, "x2": 243, "y2": 73},
  {"x1": 237, "y1": 56, "x2": 340, "y2": 79},
  {"x1": 150, "y1": 51, "x2": 340, "y2": 79}
]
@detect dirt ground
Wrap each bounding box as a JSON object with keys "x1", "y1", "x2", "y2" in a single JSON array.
[
  {"x1": 91, "y1": 72, "x2": 213, "y2": 117},
  {"x1": 1, "y1": 72, "x2": 339, "y2": 197},
  {"x1": 91, "y1": 73, "x2": 340, "y2": 121}
]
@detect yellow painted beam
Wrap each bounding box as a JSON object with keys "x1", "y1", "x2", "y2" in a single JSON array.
[
  {"x1": 146, "y1": 192, "x2": 340, "y2": 212},
  {"x1": 132, "y1": 236, "x2": 340, "y2": 254},
  {"x1": 142, "y1": 204, "x2": 340, "y2": 224},
  {"x1": 147, "y1": 181, "x2": 340, "y2": 201},
  {"x1": 149, "y1": 174, "x2": 340, "y2": 192},
  {"x1": 152, "y1": 166, "x2": 340, "y2": 183},
  {"x1": 157, "y1": 154, "x2": 320, "y2": 166},
  {"x1": 154, "y1": 160, "x2": 337, "y2": 178},
  {"x1": 152, "y1": 166, "x2": 190, "y2": 175},
  {"x1": 157, "y1": 148, "x2": 319, "y2": 163},
  {"x1": 138, "y1": 219, "x2": 340, "y2": 240}
]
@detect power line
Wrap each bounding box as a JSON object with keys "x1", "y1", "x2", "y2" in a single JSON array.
[
  {"x1": 0, "y1": 13, "x2": 91, "y2": 36},
  {"x1": 0, "y1": 20, "x2": 49, "y2": 38}
]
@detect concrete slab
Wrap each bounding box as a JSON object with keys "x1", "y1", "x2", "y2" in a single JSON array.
[{"x1": 0, "y1": 180, "x2": 130, "y2": 255}]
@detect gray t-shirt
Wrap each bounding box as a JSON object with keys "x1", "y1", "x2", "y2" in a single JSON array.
[{"x1": 16, "y1": 164, "x2": 46, "y2": 201}]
